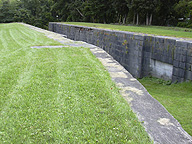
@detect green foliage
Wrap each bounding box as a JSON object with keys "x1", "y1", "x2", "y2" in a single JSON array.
[
  {"x1": 153, "y1": 0, "x2": 180, "y2": 26},
  {"x1": 0, "y1": 0, "x2": 55, "y2": 29},
  {"x1": 0, "y1": 0, "x2": 192, "y2": 29},
  {"x1": 174, "y1": 0, "x2": 192, "y2": 23},
  {"x1": 0, "y1": 0, "x2": 14, "y2": 23},
  {"x1": 186, "y1": 24, "x2": 192, "y2": 28},
  {"x1": 177, "y1": 22, "x2": 188, "y2": 28},
  {"x1": 51, "y1": 0, "x2": 191, "y2": 27},
  {"x1": 122, "y1": 40, "x2": 128, "y2": 46}
]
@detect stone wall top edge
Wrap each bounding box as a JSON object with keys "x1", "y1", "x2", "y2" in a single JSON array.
[
  {"x1": 50, "y1": 22, "x2": 192, "y2": 43},
  {"x1": 53, "y1": 23, "x2": 145, "y2": 35},
  {"x1": 176, "y1": 40, "x2": 192, "y2": 44}
]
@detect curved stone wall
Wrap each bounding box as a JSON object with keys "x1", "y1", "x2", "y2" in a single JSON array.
[{"x1": 49, "y1": 22, "x2": 192, "y2": 82}]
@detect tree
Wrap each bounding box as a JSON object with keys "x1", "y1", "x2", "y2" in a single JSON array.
[
  {"x1": 51, "y1": 0, "x2": 84, "y2": 22},
  {"x1": 0, "y1": 0, "x2": 15, "y2": 23},
  {"x1": 82, "y1": 0, "x2": 115, "y2": 23},
  {"x1": 112, "y1": 0, "x2": 129, "y2": 24},
  {"x1": 174, "y1": 0, "x2": 192, "y2": 24},
  {"x1": 14, "y1": 0, "x2": 54, "y2": 28},
  {"x1": 126, "y1": 0, "x2": 157, "y2": 25},
  {"x1": 153, "y1": 0, "x2": 180, "y2": 26},
  {"x1": 142, "y1": 0, "x2": 157, "y2": 25},
  {"x1": 0, "y1": 0, "x2": 189, "y2": 28}
]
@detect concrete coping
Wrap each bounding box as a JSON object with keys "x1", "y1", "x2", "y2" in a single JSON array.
[{"x1": 51, "y1": 22, "x2": 192, "y2": 42}]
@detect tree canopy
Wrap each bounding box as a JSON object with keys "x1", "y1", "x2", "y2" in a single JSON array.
[{"x1": 0, "y1": 0, "x2": 191, "y2": 29}]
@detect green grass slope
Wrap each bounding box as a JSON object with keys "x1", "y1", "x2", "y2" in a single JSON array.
[
  {"x1": 64, "y1": 22, "x2": 192, "y2": 39},
  {"x1": 0, "y1": 23, "x2": 152, "y2": 143},
  {"x1": 139, "y1": 77, "x2": 192, "y2": 136}
]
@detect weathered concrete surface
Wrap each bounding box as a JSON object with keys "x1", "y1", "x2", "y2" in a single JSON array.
[
  {"x1": 150, "y1": 59, "x2": 173, "y2": 80},
  {"x1": 23, "y1": 23, "x2": 192, "y2": 144}
]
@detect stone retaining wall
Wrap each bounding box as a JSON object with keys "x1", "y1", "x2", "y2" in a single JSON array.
[{"x1": 49, "y1": 22, "x2": 192, "y2": 82}]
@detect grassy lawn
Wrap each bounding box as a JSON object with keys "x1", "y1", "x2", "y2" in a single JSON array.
[
  {"x1": 0, "y1": 23, "x2": 152, "y2": 143},
  {"x1": 63, "y1": 22, "x2": 192, "y2": 39},
  {"x1": 138, "y1": 77, "x2": 192, "y2": 136}
]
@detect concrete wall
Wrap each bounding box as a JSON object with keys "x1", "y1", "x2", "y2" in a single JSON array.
[{"x1": 49, "y1": 22, "x2": 192, "y2": 82}]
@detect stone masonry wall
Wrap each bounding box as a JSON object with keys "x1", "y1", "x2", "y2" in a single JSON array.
[{"x1": 49, "y1": 22, "x2": 192, "y2": 82}]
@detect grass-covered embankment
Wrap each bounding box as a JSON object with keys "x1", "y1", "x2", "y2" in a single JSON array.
[
  {"x1": 138, "y1": 77, "x2": 192, "y2": 136},
  {"x1": 64, "y1": 22, "x2": 192, "y2": 39},
  {"x1": 0, "y1": 23, "x2": 152, "y2": 143}
]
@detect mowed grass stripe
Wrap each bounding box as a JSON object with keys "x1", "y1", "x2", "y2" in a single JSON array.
[
  {"x1": 0, "y1": 27, "x2": 26, "y2": 61},
  {"x1": 9, "y1": 28, "x2": 32, "y2": 47},
  {"x1": 0, "y1": 30, "x2": 9, "y2": 56},
  {"x1": 0, "y1": 24, "x2": 61, "y2": 114},
  {"x1": 0, "y1": 51, "x2": 34, "y2": 107},
  {"x1": 0, "y1": 23, "x2": 152, "y2": 143},
  {"x1": 0, "y1": 28, "x2": 26, "y2": 107},
  {"x1": 9, "y1": 49, "x2": 60, "y2": 142}
]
